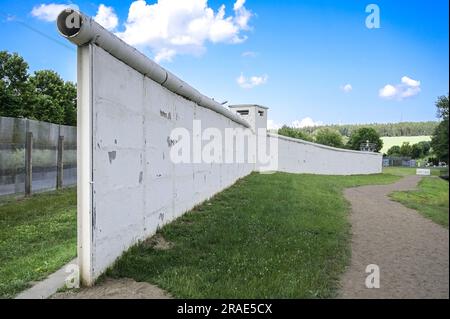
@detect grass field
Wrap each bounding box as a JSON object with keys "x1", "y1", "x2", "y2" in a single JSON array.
[
  {"x1": 0, "y1": 188, "x2": 77, "y2": 298},
  {"x1": 7, "y1": 170, "x2": 443, "y2": 298},
  {"x1": 106, "y1": 172, "x2": 400, "y2": 298},
  {"x1": 390, "y1": 177, "x2": 449, "y2": 228},
  {"x1": 381, "y1": 136, "x2": 431, "y2": 154},
  {"x1": 382, "y1": 167, "x2": 445, "y2": 177}
]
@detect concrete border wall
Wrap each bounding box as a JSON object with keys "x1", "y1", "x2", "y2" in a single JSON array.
[
  {"x1": 57, "y1": 10, "x2": 382, "y2": 285},
  {"x1": 77, "y1": 44, "x2": 254, "y2": 284},
  {"x1": 270, "y1": 133, "x2": 382, "y2": 175}
]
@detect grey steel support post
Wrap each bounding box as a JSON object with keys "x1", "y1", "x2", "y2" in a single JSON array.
[
  {"x1": 57, "y1": 135, "x2": 64, "y2": 189},
  {"x1": 25, "y1": 132, "x2": 33, "y2": 196}
]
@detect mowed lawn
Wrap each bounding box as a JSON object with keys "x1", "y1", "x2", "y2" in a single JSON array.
[
  {"x1": 383, "y1": 166, "x2": 445, "y2": 177},
  {"x1": 391, "y1": 177, "x2": 449, "y2": 228},
  {"x1": 0, "y1": 189, "x2": 77, "y2": 298},
  {"x1": 106, "y1": 172, "x2": 399, "y2": 298}
]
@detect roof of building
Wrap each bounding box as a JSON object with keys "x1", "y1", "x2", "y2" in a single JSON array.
[{"x1": 228, "y1": 104, "x2": 269, "y2": 110}]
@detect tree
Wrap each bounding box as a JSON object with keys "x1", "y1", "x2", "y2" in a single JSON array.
[
  {"x1": 431, "y1": 95, "x2": 449, "y2": 162},
  {"x1": 410, "y1": 141, "x2": 431, "y2": 159},
  {"x1": 29, "y1": 70, "x2": 77, "y2": 125},
  {"x1": 417, "y1": 141, "x2": 431, "y2": 156},
  {"x1": 436, "y1": 95, "x2": 449, "y2": 119},
  {"x1": 278, "y1": 125, "x2": 313, "y2": 142},
  {"x1": 411, "y1": 143, "x2": 422, "y2": 159},
  {"x1": 314, "y1": 128, "x2": 344, "y2": 148},
  {"x1": 0, "y1": 51, "x2": 31, "y2": 118},
  {"x1": 399, "y1": 142, "x2": 412, "y2": 157},
  {"x1": 347, "y1": 127, "x2": 383, "y2": 152},
  {"x1": 387, "y1": 145, "x2": 401, "y2": 156},
  {"x1": 0, "y1": 50, "x2": 77, "y2": 125},
  {"x1": 61, "y1": 81, "x2": 77, "y2": 126}
]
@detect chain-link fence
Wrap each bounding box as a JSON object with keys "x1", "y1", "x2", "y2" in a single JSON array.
[{"x1": 0, "y1": 116, "x2": 76, "y2": 196}]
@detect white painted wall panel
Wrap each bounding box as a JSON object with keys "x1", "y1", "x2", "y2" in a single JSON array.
[
  {"x1": 88, "y1": 45, "x2": 254, "y2": 280},
  {"x1": 271, "y1": 134, "x2": 382, "y2": 175}
]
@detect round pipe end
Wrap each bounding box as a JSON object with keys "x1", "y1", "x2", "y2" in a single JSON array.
[{"x1": 57, "y1": 9, "x2": 84, "y2": 38}]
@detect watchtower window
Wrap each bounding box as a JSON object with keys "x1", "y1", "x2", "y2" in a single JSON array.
[
  {"x1": 258, "y1": 111, "x2": 264, "y2": 116},
  {"x1": 237, "y1": 110, "x2": 249, "y2": 116}
]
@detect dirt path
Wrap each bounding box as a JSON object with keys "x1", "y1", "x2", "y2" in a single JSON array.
[
  {"x1": 339, "y1": 175, "x2": 449, "y2": 299},
  {"x1": 51, "y1": 278, "x2": 172, "y2": 299}
]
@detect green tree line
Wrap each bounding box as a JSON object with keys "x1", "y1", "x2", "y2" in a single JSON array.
[
  {"x1": 0, "y1": 51, "x2": 77, "y2": 126},
  {"x1": 386, "y1": 141, "x2": 431, "y2": 159},
  {"x1": 297, "y1": 121, "x2": 438, "y2": 137},
  {"x1": 430, "y1": 95, "x2": 449, "y2": 163},
  {"x1": 278, "y1": 95, "x2": 448, "y2": 162},
  {"x1": 279, "y1": 125, "x2": 384, "y2": 152}
]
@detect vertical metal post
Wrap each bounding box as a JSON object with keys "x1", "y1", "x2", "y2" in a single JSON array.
[
  {"x1": 77, "y1": 44, "x2": 95, "y2": 286},
  {"x1": 25, "y1": 132, "x2": 33, "y2": 196},
  {"x1": 57, "y1": 135, "x2": 64, "y2": 189}
]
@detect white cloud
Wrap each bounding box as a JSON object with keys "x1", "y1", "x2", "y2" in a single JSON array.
[
  {"x1": 401, "y1": 76, "x2": 420, "y2": 87},
  {"x1": 267, "y1": 120, "x2": 281, "y2": 130},
  {"x1": 341, "y1": 84, "x2": 352, "y2": 93},
  {"x1": 94, "y1": 4, "x2": 119, "y2": 31},
  {"x1": 379, "y1": 84, "x2": 398, "y2": 98},
  {"x1": 242, "y1": 51, "x2": 258, "y2": 58},
  {"x1": 291, "y1": 117, "x2": 323, "y2": 128},
  {"x1": 234, "y1": 0, "x2": 246, "y2": 10},
  {"x1": 154, "y1": 48, "x2": 177, "y2": 63},
  {"x1": 236, "y1": 73, "x2": 268, "y2": 89},
  {"x1": 31, "y1": 3, "x2": 79, "y2": 22},
  {"x1": 379, "y1": 76, "x2": 421, "y2": 100},
  {"x1": 233, "y1": 0, "x2": 252, "y2": 30},
  {"x1": 31, "y1": 2, "x2": 117, "y2": 30},
  {"x1": 267, "y1": 117, "x2": 324, "y2": 130},
  {"x1": 116, "y1": 0, "x2": 253, "y2": 62}
]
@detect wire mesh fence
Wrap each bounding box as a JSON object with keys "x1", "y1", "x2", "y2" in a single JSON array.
[{"x1": 0, "y1": 116, "x2": 77, "y2": 197}]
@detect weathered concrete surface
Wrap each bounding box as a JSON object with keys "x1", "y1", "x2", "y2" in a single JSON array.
[
  {"x1": 15, "y1": 259, "x2": 77, "y2": 299},
  {"x1": 339, "y1": 176, "x2": 449, "y2": 298},
  {"x1": 271, "y1": 134, "x2": 382, "y2": 175},
  {"x1": 80, "y1": 45, "x2": 255, "y2": 284}
]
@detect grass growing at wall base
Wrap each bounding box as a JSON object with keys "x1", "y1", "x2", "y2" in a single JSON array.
[
  {"x1": 390, "y1": 177, "x2": 449, "y2": 228},
  {"x1": 107, "y1": 172, "x2": 400, "y2": 298},
  {"x1": 0, "y1": 189, "x2": 77, "y2": 298}
]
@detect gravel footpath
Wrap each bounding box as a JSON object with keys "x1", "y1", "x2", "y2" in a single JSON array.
[
  {"x1": 339, "y1": 175, "x2": 449, "y2": 299},
  {"x1": 51, "y1": 278, "x2": 172, "y2": 299}
]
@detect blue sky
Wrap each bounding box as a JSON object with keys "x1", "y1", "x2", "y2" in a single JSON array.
[{"x1": 1, "y1": 0, "x2": 448, "y2": 128}]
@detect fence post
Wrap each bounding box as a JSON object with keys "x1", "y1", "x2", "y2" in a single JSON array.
[
  {"x1": 25, "y1": 132, "x2": 33, "y2": 196},
  {"x1": 57, "y1": 135, "x2": 64, "y2": 189}
]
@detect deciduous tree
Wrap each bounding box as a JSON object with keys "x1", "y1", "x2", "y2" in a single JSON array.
[{"x1": 347, "y1": 127, "x2": 383, "y2": 152}]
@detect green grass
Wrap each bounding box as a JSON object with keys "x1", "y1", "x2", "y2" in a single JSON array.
[
  {"x1": 380, "y1": 136, "x2": 431, "y2": 154},
  {"x1": 383, "y1": 167, "x2": 445, "y2": 177},
  {"x1": 390, "y1": 177, "x2": 449, "y2": 228},
  {"x1": 0, "y1": 188, "x2": 77, "y2": 298},
  {"x1": 106, "y1": 172, "x2": 400, "y2": 298}
]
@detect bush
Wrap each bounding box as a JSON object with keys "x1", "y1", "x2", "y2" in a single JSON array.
[
  {"x1": 347, "y1": 127, "x2": 383, "y2": 152},
  {"x1": 314, "y1": 128, "x2": 344, "y2": 148},
  {"x1": 278, "y1": 125, "x2": 313, "y2": 142}
]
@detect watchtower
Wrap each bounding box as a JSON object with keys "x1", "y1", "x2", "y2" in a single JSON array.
[{"x1": 228, "y1": 104, "x2": 268, "y2": 133}]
